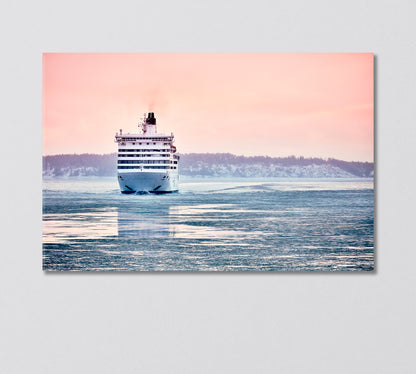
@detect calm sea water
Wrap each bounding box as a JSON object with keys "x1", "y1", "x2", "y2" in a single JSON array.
[{"x1": 42, "y1": 177, "x2": 374, "y2": 271}]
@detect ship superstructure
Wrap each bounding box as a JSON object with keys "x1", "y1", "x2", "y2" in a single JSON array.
[{"x1": 114, "y1": 112, "x2": 179, "y2": 194}]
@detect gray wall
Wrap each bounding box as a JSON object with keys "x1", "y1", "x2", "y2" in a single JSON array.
[{"x1": 1, "y1": 0, "x2": 415, "y2": 373}]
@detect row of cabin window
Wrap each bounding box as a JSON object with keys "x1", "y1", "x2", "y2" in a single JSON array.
[
  {"x1": 118, "y1": 166, "x2": 177, "y2": 169},
  {"x1": 120, "y1": 138, "x2": 171, "y2": 141},
  {"x1": 121, "y1": 141, "x2": 171, "y2": 146},
  {"x1": 118, "y1": 154, "x2": 170, "y2": 157},
  {"x1": 118, "y1": 149, "x2": 170, "y2": 152},
  {"x1": 118, "y1": 160, "x2": 170, "y2": 164}
]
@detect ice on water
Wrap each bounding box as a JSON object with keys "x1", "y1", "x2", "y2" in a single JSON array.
[{"x1": 42, "y1": 177, "x2": 374, "y2": 271}]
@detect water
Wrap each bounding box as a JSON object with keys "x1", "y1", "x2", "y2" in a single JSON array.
[{"x1": 42, "y1": 177, "x2": 374, "y2": 271}]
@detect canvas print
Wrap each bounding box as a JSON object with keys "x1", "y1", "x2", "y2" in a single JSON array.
[{"x1": 42, "y1": 53, "x2": 374, "y2": 271}]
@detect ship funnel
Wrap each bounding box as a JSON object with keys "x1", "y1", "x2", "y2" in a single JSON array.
[{"x1": 145, "y1": 112, "x2": 156, "y2": 125}]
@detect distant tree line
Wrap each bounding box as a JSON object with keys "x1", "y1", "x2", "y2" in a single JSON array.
[
  {"x1": 42, "y1": 152, "x2": 374, "y2": 178},
  {"x1": 43, "y1": 153, "x2": 117, "y2": 177},
  {"x1": 179, "y1": 153, "x2": 373, "y2": 177},
  {"x1": 180, "y1": 153, "x2": 331, "y2": 167}
]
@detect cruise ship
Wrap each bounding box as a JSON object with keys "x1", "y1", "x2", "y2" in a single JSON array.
[{"x1": 114, "y1": 112, "x2": 179, "y2": 194}]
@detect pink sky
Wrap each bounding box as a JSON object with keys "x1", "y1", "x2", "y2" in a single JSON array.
[{"x1": 43, "y1": 53, "x2": 373, "y2": 161}]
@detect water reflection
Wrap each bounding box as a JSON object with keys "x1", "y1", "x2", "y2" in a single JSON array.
[
  {"x1": 117, "y1": 205, "x2": 173, "y2": 238},
  {"x1": 43, "y1": 203, "x2": 248, "y2": 242},
  {"x1": 43, "y1": 208, "x2": 118, "y2": 243},
  {"x1": 116, "y1": 203, "x2": 255, "y2": 240}
]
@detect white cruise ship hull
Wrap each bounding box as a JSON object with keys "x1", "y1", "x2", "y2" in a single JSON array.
[
  {"x1": 118, "y1": 170, "x2": 179, "y2": 194},
  {"x1": 115, "y1": 112, "x2": 179, "y2": 194}
]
